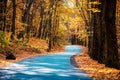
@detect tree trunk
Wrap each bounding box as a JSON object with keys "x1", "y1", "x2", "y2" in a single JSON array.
[
  {"x1": 104, "y1": 0, "x2": 119, "y2": 68},
  {"x1": 11, "y1": 0, "x2": 16, "y2": 40},
  {"x1": 48, "y1": 0, "x2": 54, "y2": 51},
  {"x1": 38, "y1": 5, "x2": 44, "y2": 38},
  {"x1": 89, "y1": 0, "x2": 119, "y2": 69},
  {"x1": 3, "y1": 0, "x2": 7, "y2": 32},
  {"x1": 0, "y1": 0, "x2": 7, "y2": 31},
  {"x1": 22, "y1": 0, "x2": 34, "y2": 41}
]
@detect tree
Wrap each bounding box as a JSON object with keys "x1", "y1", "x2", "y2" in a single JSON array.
[
  {"x1": 89, "y1": 0, "x2": 120, "y2": 69},
  {"x1": 22, "y1": 0, "x2": 34, "y2": 41},
  {"x1": 48, "y1": 0, "x2": 61, "y2": 51},
  {"x1": 11, "y1": 0, "x2": 16, "y2": 40},
  {"x1": 0, "y1": 0, "x2": 7, "y2": 31},
  {"x1": 37, "y1": 1, "x2": 45, "y2": 38}
]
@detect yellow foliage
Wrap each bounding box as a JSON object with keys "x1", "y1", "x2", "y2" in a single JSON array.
[
  {"x1": 4, "y1": 32, "x2": 12, "y2": 43},
  {"x1": 88, "y1": 8, "x2": 101, "y2": 13},
  {"x1": 89, "y1": 1, "x2": 101, "y2": 5}
]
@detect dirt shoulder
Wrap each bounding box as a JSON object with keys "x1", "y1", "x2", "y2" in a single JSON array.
[
  {"x1": 73, "y1": 46, "x2": 120, "y2": 80},
  {"x1": 0, "y1": 38, "x2": 65, "y2": 68},
  {"x1": 0, "y1": 45, "x2": 64, "y2": 68}
]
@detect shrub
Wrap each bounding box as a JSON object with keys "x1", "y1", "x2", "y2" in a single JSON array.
[{"x1": 0, "y1": 31, "x2": 10, "y2": 48}]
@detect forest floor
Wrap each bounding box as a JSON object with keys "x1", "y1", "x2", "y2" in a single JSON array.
[
  {"x1": 0, "y1": 38, "x2": 64, "y2": 68},
  {"x1": 73, "y1": 46, "x2": 120, "y2": 80}
]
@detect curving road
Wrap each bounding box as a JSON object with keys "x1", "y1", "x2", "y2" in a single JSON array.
[{"x1": 0, "y1": 45, "x2": 93, "y2": 80}]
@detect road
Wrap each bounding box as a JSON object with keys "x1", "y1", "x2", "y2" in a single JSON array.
[{"x1": 0, "y1": 45, "x2": 92, "y2": 80}]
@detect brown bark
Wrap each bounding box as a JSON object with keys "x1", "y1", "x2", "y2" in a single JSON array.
[
  {"x1": 11, "y1": 0, "x2": 16, "y2": 40},
  {"x1": 89, "y1": 0, "x2": 119, "y2": 69},
  {"x1": 22, "y1": 0, "x2": 34, "y2": 41},
  {"x1": 0, "y1": 0, "x2": 7, "y2": 31}
]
